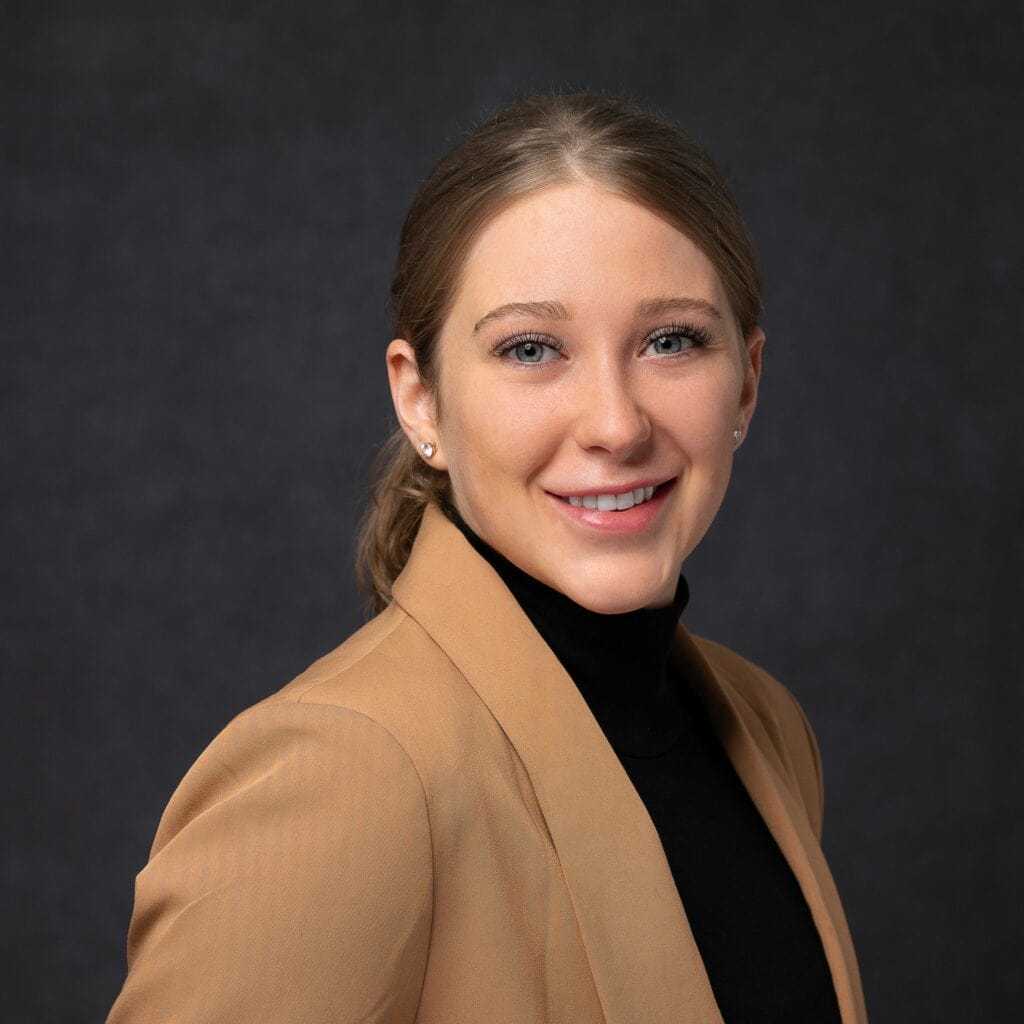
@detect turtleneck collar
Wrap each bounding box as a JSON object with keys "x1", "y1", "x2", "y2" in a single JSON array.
[{"x1": 442, "y1": 503, "x2": 691, "y2": 757}]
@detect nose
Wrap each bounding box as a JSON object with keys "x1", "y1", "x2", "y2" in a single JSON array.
[{"x1": 570, "y1": 363, "x2": 652, "y2": 456}]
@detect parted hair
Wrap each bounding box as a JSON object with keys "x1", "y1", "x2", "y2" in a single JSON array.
[{"x1": 356, "y1": 91, "x2": 763, "y2": 614}]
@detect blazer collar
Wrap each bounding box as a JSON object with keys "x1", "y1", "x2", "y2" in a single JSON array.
[{"x1": 392, "y1": 503, "x2": 865, "y2": 1024}]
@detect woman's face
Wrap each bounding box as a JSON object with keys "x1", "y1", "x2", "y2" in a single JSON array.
[{"x1": 389, "y1": 180, "x2": 764, "y2": 614}]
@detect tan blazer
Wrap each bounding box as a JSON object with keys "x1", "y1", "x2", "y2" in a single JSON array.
[{"x1": 107, "y1": 502, "x2": 867, "y2": 1023}]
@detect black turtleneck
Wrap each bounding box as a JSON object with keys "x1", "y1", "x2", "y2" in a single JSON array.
[{"x1": 444, "y1": 504, "x2": 841, "y2": 1024}]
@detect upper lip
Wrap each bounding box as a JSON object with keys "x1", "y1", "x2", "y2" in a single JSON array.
[{"x1": 548, "y1": 476, "x2": 675, "y2": 498}]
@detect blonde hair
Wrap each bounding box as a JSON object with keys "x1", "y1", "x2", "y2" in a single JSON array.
[{"x1": 356, "y1": 91, "x2": 763, "y2": 614}]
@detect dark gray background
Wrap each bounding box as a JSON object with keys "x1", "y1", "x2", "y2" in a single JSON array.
[{"x1": 4, "y1": 2, "x2": 1021, "y2": 1021}]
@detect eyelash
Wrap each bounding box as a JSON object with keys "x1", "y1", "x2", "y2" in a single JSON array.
[{"x1": 490, "y1": 321, "x2": 715, "y2": 365}]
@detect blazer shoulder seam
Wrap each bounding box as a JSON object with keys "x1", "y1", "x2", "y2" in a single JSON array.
[
  {"x1": 263, "y1": 606, "x2": 439, "y2": 892},
  {"x1": 277, "y1": 603, "x2": 410, "y2": 706}
]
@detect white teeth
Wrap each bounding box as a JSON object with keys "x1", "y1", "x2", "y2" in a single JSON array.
[{"x1": 565, "y1": 484, "x2": 659, "y2": 510}]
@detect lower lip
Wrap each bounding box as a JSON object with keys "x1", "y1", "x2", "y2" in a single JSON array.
[{"x1": 547, "y1": 479, "x2": 676, "y2": 534}]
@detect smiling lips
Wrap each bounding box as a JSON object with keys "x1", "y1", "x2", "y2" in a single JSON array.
[
  {"x1": 548, "y1": 478, "x2": 675, "y2": 534},
  {"x1": 564, "y1": 485, "x2": 658, "y2": 511},
  {"x1": 553, "y1": 480, "x2": 670, "y2": 511}
]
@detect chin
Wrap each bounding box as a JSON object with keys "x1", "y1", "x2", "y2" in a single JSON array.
[{"x1": 559, "y1": 569, "x2": 676, "y2": 616}]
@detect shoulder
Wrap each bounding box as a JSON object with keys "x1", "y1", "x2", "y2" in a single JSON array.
[
  {"x1": 689, "y1": 632, "x2": 826, "y2": 838},
  {"x1": 149, "y1": 669, "x2": 432, "y2": 867},
  {"x1": 257, "y1": 599, "x2": 459, "y2": 716},
  {"x1": 152, "y1": 599, "x2": 477, "y2": 856},
  {"x1": 113, "y1": 606, "x2": 439, "y2": 1020}
]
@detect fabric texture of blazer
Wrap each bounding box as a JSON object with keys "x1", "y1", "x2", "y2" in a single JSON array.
[{"x1": 107, "y1": 501, "x2": 867, "y2": 1023}]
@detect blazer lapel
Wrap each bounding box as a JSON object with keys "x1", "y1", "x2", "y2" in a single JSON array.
[
  {"x1": 393, "y1": 504, "x2": 864, "y2": 1024},
  {"x1": 394, "y1": 504, "x2": 721, "y2": 1023}
]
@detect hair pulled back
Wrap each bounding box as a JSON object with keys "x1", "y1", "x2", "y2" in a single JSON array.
[{"x1": 356, "y1": 91, "x2": 763, "y2": 613}]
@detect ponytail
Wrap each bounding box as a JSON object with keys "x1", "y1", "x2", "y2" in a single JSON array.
[{"x1": 355, "y1": 427, "x2": 450, "y2": 615}]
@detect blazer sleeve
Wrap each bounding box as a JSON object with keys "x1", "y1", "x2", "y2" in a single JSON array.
[{"x1": 106, "y1": 700, "x2": 434, "y2": 1024}]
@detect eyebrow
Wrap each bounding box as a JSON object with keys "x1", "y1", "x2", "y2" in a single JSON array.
[
  {"x1": 634, "y1": 296, "x2": 725, "y2": 322},
  {"x1": 473, "y1": 300, "x2": 570, "y2": 333},
  {"x1": 472, "y1": 296, "x2": 724, "y2": 333}
]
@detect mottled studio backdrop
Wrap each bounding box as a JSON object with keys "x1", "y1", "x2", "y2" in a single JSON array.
[{"x1": 3, "y1": 1, "x2": 1021, "y2": 1021}]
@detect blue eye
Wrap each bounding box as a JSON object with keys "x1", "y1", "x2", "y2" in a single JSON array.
[
  {"x1": 642, "y1": 323, "x2": 714, "y2": 356},
  {"x1": 501, "y1": 338, "x2": 562, "y2": 364},
  {"x1": 490, "y1": 332, "x2": 564, "y2": 367},
  {"x1": 644, "y1": 332, "x2": 694, "y2": 356}
]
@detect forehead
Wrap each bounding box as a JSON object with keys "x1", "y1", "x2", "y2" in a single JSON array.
[{"x1": 449, "y1": 181, "x2": 728, "y2": 321}]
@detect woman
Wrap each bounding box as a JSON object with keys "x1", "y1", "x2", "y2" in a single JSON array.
[{"x1": 107, "y1": 92, "x2": 867, "y2": 1023}]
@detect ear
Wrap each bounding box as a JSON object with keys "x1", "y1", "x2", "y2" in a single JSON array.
[
  {"x1": 386, "y1": 338, "x2": 449, "y2": 471},
  {"x1": 737, "y1": 325, "x2": 765, "y2": 433}
]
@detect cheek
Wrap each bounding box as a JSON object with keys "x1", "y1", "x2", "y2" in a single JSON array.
[
  {"x1": 442, "y1": 383, "x2": 563, "y2": 498},
  {"x1": 653, "y1": 375, "x2": 740, "y2": 453}
]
